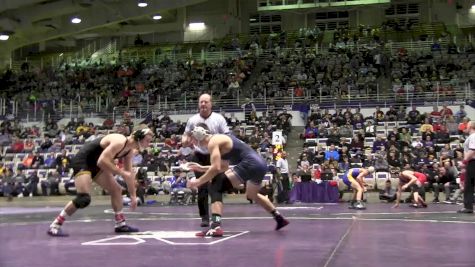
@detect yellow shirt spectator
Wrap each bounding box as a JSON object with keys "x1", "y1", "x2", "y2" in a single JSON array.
[{"x1": 420, "y1": 118, "x2": 433, "y2": 133}]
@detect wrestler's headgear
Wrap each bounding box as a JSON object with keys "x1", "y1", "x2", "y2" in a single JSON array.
[{"x1": 191, "y1": 124, "x2": 210, "y2": 141}]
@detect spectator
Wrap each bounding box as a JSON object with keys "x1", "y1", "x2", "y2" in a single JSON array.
[
  {"x1": 40, "y1": 136, "x2": 53, "y2": 152},
  {"x1": 458, "y1": 117, "x2": 470, "y2": 135},
  {"x1": 31, "y1": 151, "x2": 45, "y2": 169},
  {"x1": 440, "y1": 104, "x2": 453, "y2": 119},
  {"x1": 324, "y1": 144, "x2": 340, "y2": 161},
  {"x1": 12, "y1": 168, "x2": 26, "y2": 196},
  {"x1": 297, "y1": 164, "x2": 312, "y2": 182},
  {"x1": 41, "y1": 170, "x2": 60, "y2": 196},
  {"x1": 433, "y1": 166, "x2": 457, "y2": 203},
  {"x1": 374, "y1": 106, "x2": 385, "y2": 122},
  {"x1": 25, "y1": 170, "x2": 40, "y2": 197},
  {"x1": 9, "y1": 137, "x2": 24, "y2": 153},
  {"x1": 406, "y1": 106, "x2": 421, "y2": 133},
  {"x1": 454, "y1": 105, "x2": 467, "y2": 123},
  {"x1": 386, "y1": 106, "x2": 398, "y2": 121},
  {"x1": 3, "y1": 168, "x2": 15, "y2": 200},
  {"x1": 388, "y1": 151, "x2": 402, "y2": 172},
  {"x1": 350, "y1": 134, "x2": 364, "y2": 152},
  {"x1": 430, "y1": 106, "x2": 441, "y2": 120},
  {"x1": 374, "y1": 154, "x2": 389, "y2": 172},
  {"x1": 445, "y1": 116, "x2": 459, "y2": 135},
  {"x1": 379, "y1": 180, "x2": 396, "y2": 202},
  {"x1": 420, "y1": 118, "x2": 434, "y2": 134},
  {"x1": 372, "y1": 136, "x2": 387, "y2": 153},
  {"x1": 169, "y1": 170, "x2": 192, "y2": 204},
  {"x1": 302, "y1": 121, "x2": 319, "y2": 139},
  {"x1": 364, "y1": 120, "x2": 376, "y2": 137},
  {"x1": 44, "y1": 152, "x2": 57, "y2": 169},
  {"x1": 23, "y1": 138, "x2": 35, "y2": 153}
]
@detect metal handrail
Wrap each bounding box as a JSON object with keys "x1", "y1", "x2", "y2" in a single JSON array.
[{"x1": 6, "y1": 82, "x2": 470, "y2": 123}]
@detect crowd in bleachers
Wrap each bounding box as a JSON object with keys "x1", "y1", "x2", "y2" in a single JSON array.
[
  {"x1": 250, "y1": 37, "x2": 475, "y2": 103},
  {"x1": 0, "y1": 100, "x2": 297, "y2": 203},
  {"x1": 0, "y1": 52, "x2": 257, "y2": 118},
  {"x1": 0, "y1": 27, "x2": 474, "y2": 205},
  {"x1": 297, "y1": 103, "x2": 470, "y2": 203}
]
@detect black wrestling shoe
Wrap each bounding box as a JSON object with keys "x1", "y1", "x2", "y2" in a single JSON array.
[{"x1": 115, "y1": 225, "x2": 139, "y2": 233}]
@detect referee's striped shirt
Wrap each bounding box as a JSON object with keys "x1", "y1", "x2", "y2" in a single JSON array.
[{"x1": 185, "y1": 112, "x2": 229, "y2": 154}]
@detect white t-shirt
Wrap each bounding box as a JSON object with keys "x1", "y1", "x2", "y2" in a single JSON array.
[
  {"x1": 276, "y1": 158, "x2": 289, "y2": 174},
  {"x1": 464, "y1": 132, "x2": 475, "y2": 159},
  {"x1": 185, "y1": 112, "x2": 229, "y2": 154}
]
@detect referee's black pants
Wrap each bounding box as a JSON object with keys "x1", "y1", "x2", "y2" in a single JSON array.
[
  {"x1": 463, "y1": 160, "x2": 475, "y2": 210},
  {"x1": 192, "y1": 152, "x2": 212, "y2": 221}
]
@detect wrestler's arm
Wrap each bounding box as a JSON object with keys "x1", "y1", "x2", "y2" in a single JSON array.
[
  {"x1": 97, "y1": 136, "x2": 130, "y2": 178},
  {"x1": 191, "y1": 140, "x2": 223, "y2": 187},
  {"x1": 122, "y1": 149, "x2": 136, "y2": 199}
]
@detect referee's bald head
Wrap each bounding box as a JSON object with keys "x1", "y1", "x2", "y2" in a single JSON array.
[
  {"x1": 199, "y1": 93, "x2": 212, "y2": 102},
  {"x1": 199, "y1": 93, "x2": 213, "y2": 118}
]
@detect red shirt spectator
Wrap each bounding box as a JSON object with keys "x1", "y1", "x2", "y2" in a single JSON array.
[
  {"x1": 11, "y1": 138, "x2": 24, "y2": 153},
  {"x1": 430, "y1": 106, "x2": 441, "y2": 120},
  {"x1": 440, "y1": 105, "x2": 453, "y2": 118},
  {"x1": 313, "y1": 167, "x2": 321, "y2": 180},
  {"x1": 458, "y1": 118, "x2": 470, "y2": 133},
  {"x1": 432, "y1": 121, "x2": 443, "y2": 132},
  {"x1": 24, "y1": 138, "x2": 35, "y2": 152},
  {"x1": 294, "y1": 86, "x2": 304, "y2": 97}
]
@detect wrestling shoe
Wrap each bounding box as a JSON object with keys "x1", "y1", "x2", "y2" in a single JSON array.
[
  {"x1": 457, "y1": 208, "x2": 474, "y2": 214},
  {"x1": 47, "y1": 227, "x2": 69, "y2": 237},
  {"x1": 354, "y1": 202, "x2": 366, "y2": 210},
  {"x1": 275, "y1": 215, "x2": 289, "y2": 231},
  {"x1": 348, "y1": 201, "x2": 356, "y2": 209},
  {"x1": 196, "y1": 226, "x2": 224, "y2": 237},
  {"x1": 115, "y1": 225, "x2": 139, "y2": 233}
]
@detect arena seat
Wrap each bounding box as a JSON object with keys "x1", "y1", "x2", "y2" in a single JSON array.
[
  {"x1": 376, "y1": 129, "x2": 387, "y2": 137},
  {"x1": 364, "y1": 137, "x2": 375, "y2": 147},
  {"x1": 58, "y1": 177, "x2": 71, "y2": 195},
  {"x1": 363, "y1": 173, "x2": 376, "y2": 190},
  {"x1": 305, "y1": 138, "x2": 317, "y2": 144},
  {"x1": 385, "y1": 121, "x2": 397, "y2": 128},
  {"x1": 261, "y1": 173, "x2": 273, "y2": 187}
]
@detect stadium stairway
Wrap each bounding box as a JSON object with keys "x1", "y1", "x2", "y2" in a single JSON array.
[
  {"x1": 285, "y1": 126, "x2": 305, "y2": 173},
  {"x1": 240, "y1": 56, "x2": 266, "y2": 98}
]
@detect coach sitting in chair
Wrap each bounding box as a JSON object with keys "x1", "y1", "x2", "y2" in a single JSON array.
[{"x1": 169, "y1": 169, "x2": 192, "y2": 205}]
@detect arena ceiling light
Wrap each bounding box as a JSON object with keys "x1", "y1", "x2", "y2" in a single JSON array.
[
  {"x1": 152, "y1": 14, "x2": 162, "y2": 20},
  {"x1": 138, "y1": 1, "x2": 148, "y2": 7},
  {"x1": 71, "y1": 16, "x2": 82, "y2": 24},
  {"x1": 0, "y1": 34, "x2": 9, "y2": 41},
  {"x1": 189, "y1": 22, "x2": 205, "y2": 31}
]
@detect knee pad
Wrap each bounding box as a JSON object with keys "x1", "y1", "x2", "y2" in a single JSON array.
[
  {"x1": 209, "y1": 174, "x2": 233, "y2": 203},
  {"x1": 72, "y1": 193, "x2": 91, "y2": 209},
  {"x1": 210, "y1": 189, "x2": 223, "y2": 203}
]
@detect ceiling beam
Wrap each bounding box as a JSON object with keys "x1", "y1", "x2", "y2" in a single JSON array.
[{"x1": 2, "y1": 0, "x2": 206, "y2": 54}]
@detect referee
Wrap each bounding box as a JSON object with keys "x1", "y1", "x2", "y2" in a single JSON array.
[
  {"x1": 181, "y1": 93, "x2": 229, "y2": 226},
  {"x1": 458, "y1": 121, "x2": 475, "y2": 213}
]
